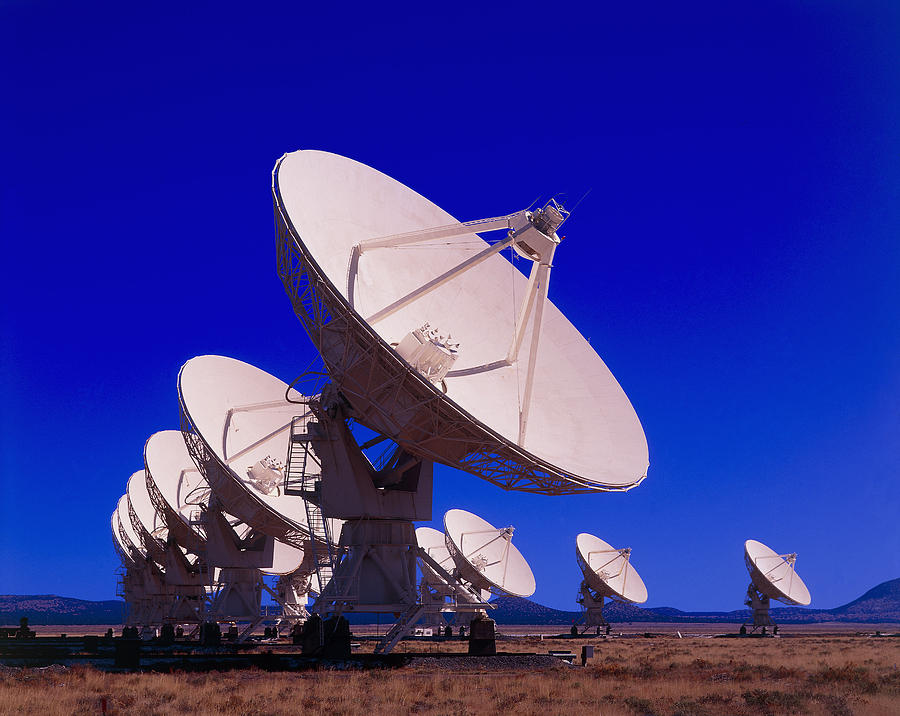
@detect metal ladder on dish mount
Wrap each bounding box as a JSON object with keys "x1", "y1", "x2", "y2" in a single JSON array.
[{"x1": 284, "y1": 414, "x2": 341, "y2": 612}]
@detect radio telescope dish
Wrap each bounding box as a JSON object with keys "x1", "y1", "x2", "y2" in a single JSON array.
[
  {"x1": 116, "y1": 495, "x2": 146, "y2": 561},
  {"x1": 274, "y1": 150, "x2": 648, "y2": 495},
  {"x1": 744, "y1": 539, "x2": 811, "y2": 606},
  {"x1": 178, "y1": 354, "x2": 330, "y2": 548},
  {"x1": 144, "y1": 430, "x2": 305, "y2": 575},
  {"x1": 443, "y1": 508, "x2": 535, "y2": 598},
  {"x1": 126, "y1": 470, "x2": 167, "y2": 559},
  {"x1": 261, "y1": 541, "x2": 306, "y2": 576},
  {"x1": 576, "y1": 533, "x2": 647, "y2": 604},
  {"x1": 144, "y1": 430, "x2": 210, "y2": 554},
  {"x1": 416, "y1": 526, "x2": 455, "y2": 587},
  {"x1": 111, "y1": 509, "x2": 137, "y2": 567}
]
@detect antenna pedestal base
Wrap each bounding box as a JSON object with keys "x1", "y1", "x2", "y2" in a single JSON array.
[
  {"x1": 311, "y1": 406, "x2": 434, "y2": 522},
  {"x1": 272, "y1": 573, "x2": 310, "y2": 627},
  {"x1": 299, "y1": 613, "x2": 351, "y2": 657},
  {"x1": 209, "y1": 568, "x2": 263, "y2": 623},
  {"x1": 319, "y1": 519, "x2": 418, "y2": 613},
  {"x1": 203, "y1": 507, "x2": 286, "y2": 571},
  {"x1": 741, "y1": 583, "x2": 777, "y2": 635},
  {"x1": 306, "y1": 403, "x2": 427, "y2": 615},
  {"x1": 158, "y1": 544, "x2": 206, "y2": 625},
  {"x1": 467, "y1": 614, "x2": 497, "y2": 656},
  {"x1": 577, "y1": 582, "x2": 610, "y2": 631}
]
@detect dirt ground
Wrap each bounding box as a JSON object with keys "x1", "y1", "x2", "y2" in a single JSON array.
[{"x1": 1, "y1": 624, "x2": 898, "y2": 715}]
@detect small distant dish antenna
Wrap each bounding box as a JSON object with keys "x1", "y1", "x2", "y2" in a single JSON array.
[
  {"x1": 115, "y1": 493, "x2": 176, "y2": 630},
  {"x1": 127, "y1": 469, "x2": 216, "y2": 624},
  {"x1": 443, "y1": 509, "x2": 536, "y2": 598},
  {"x1": 411, "y1": 523, "x2": 496, "y2": 640},
  {"x1": 741, "y1": 539, "x2": 811, "y2": 633},
  {"x1": 575, "y1": 532, "x2": 647, "y2": 631},
  {"x1": 112, "y1": 504, "x2": 149, "y2": 628}
]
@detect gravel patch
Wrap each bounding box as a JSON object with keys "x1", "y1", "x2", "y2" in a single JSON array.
[{"x1": 407, "y1": 654, "x2": 572, "y2": 671}]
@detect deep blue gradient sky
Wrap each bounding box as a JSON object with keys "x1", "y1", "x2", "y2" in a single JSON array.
[{"x1": 2, "y1": 2, "x2": 898, "y2": 612}]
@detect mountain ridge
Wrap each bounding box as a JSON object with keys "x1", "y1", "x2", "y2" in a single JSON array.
[
  {"x1": 0, "y1": 595, "x2": 123, "y2": 625},
  {"x1": 488, "y1": 577, "x2": 900, "y2": 625},
  {"x1": 3, "y1": 578, "x2": 898, "y2": 626}
]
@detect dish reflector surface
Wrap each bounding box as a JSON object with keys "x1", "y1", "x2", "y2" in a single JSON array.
[
  {"x1": 127, "y1": 469, "x2": 167, "y2": 557},
  {"x1": 443, "y1": 508, "x2": 535, "y2": 598},
  {"x1": 116, "y1": 495, "x2": 145, "y2": 560},
  {"x1": 274, "y1": 150, "x2": 648, "y2": 494},
  {"x1": 144, "y1": 430, "x2": 210, "y2": 553},
  {"x1": 576, "y1": 532, "x2": 647, "y2": 603},
  {"x1": 744, "y1": 539, "x2": 811, "y2": 606},
  {"x1": 144, "y1": 429, "x2": 304, "y2": 573},
  {"x1": 178, "y1": 354, "x2": 333, "y2": 548},
  {"x1": 416, "y1": 526, "x2": 454, "y2": 586},
  {"x1": 111, "y1": 509, "x2": 136, "y2": 566},
  {"x1": 260, "y1": 540, "x2": 306, "y2": 576}
]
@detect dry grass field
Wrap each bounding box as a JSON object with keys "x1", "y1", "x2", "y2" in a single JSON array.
[{"x1": 1, "y1": 633, "x2": 898, "y2": 715}]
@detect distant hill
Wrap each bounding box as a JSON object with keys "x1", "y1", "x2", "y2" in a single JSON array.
[
  {"x1": 0, "y1": 595, "x2": 123, "y2": 626},
  {"x1": 3, "y1": 578, "x2": 898, "y2": 626},
  {"x1": 829, "y1": 579, "x2": 900, "y2": 621},
  {"x1": 489, "y1": 578, "x2": 900, "y2": 625}
]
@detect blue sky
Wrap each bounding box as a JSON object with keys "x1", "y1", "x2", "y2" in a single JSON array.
[{"x1": 1, "y1": 1, "x2": 898, "y2": 612}]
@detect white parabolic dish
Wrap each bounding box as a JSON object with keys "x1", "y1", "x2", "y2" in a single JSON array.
[
  {"x1": 273, "y1": 150, "x2": 649, "y2": 495},
  {"x1": 415, "y1": 526, "x2": 455, "y2": 586},
  {"x1": 443, "y1": 509, "x2": 535, "y2": 598},
  {"x1": 127, "y1": 469, "x2": 167, "y2": 559},
  {"x1": 576, "y1": 533, "x2": 648, "y2": 604},
  {"x1": 744, "y1": 539, "x2": 811, "y2": 606},
  {"x1": 116, "y1": 495, "x2": 146, "y2": 561},
  {"x1": 144, "y1": 429, "x2": 304, "y2": 575},
  {"x1": 144, "y1": 430, "x2": 210, "y2": 554},
  {"x1": 178, "y1": 354, "x2": 339, "y2": 549},
  {"x1": 111, "y1": 509, "x2": 136, "y2": 567}
]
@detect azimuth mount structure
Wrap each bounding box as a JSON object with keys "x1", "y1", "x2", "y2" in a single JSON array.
[
  {"x1": 269, "y1": 149, "x2": 650, "y2": 652},
  {"x1": 741, "y1": 539, "x2": 811, "y2": 634},
  {"x1": 575, "y1": 533, "x2": 648, "y2": 632}
]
